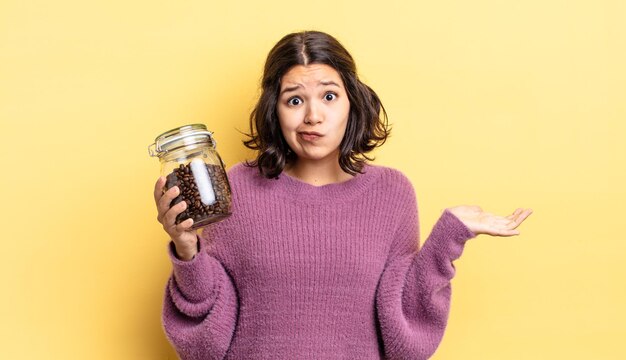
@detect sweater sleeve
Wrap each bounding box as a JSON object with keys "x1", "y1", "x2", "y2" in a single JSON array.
[
  {"x1": 161, "y1": 231, "x2": 238, "y2": 360},
  {"x1": 375, "y1": 179, "x2": 476, "y2": 360}
]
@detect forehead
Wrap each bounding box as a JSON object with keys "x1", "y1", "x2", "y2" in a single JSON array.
[{"x1": 280, "y1": 64, "x2": 343, "y2": 86}]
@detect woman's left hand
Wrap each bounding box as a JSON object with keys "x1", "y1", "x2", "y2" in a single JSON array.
[{"x1": 446, "y1": 206, "x2": 533, "y2": 237}]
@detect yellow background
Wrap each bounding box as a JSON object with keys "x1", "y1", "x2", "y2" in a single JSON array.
[{"x1": 1, "y1": 0, "x2": 624, "y2": 359}]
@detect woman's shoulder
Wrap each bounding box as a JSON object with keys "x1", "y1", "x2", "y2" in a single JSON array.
[
  {"x1": 367, "y1": 163, "x2": 414, "y2": 191},
  {"x1": 224, "y1": 161, "x2": 268, "y2": 188},
  {"x1": 225, "y1": 161, "x2": 252, "y2": 177},
  {"x1": 364, "y1": 163, "x2": 417, "y2": 213}
]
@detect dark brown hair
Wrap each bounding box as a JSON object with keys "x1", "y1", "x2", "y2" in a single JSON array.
[{"x1": 243, "y1": 30, "x2": 390, "y2": 179}]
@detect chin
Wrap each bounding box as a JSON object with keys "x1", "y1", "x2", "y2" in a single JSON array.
[
  {"x1": 290, "y1": 145, "x2": 340, "y2": 163},
  {"x1": 294, "y1": 152, "x2": 337, "y2": 163}
]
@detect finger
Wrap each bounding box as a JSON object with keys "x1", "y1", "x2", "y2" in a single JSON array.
[
  {"x1": 515, "y1": 209, "x2": 533, "y2": 224},
  {"x1": 162, "y1": 202, "x2": 187, "y2": 236},
  {"x1": 163, "y1": 200, "x2": 187, "y2": 230},
  {"x1": 153, "y1": 176, "x2": 166, "y2": 203},
  {"x1": 504, "y1": 209, "x2": 533, "y2": 230},
  {"x1": 157, "y1": 185, "x2": 179, "y2": 223},
  {"x1": 486, "y1": 226, "x2": 521, "y2": 236},
  {"x1": 511, "y1": 208, "x2": 532, "y2": 222},
  {"x1": 497, "y1": 229, "x2": 521, "y2": 237},
  {"x1": 506, "y1": 208, "x2": 523, "y2": 221},
  {"x1": 175, "y1": 218, "x2": 194, "y2": 233},
  {"x1": 506, "y1": 208, "x2": 523, "y2": 220},
  {"x1": 158, "y1": 186, "x2": 180, "y2": 219}
]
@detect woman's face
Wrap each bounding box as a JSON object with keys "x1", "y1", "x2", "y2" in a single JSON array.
[{"x1": 276, "y1": 63, "x2": 350, "y2": 165}]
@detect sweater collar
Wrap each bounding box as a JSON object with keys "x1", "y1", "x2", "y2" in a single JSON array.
[{"x1": 262, "y1": 162, "x2": 380, "y2": 204}]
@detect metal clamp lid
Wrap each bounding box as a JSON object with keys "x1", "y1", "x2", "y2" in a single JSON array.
[{"x1": 148, "y1": 124, "x2": 216, "y2": 157}]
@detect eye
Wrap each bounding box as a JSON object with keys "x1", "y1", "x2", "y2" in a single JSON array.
[
  {"x1": 324, "y1": 92, "x2": 337, "y2": 101},
  {"x1": 287, "y1": 97, "x2": 302, "y2": 106}
]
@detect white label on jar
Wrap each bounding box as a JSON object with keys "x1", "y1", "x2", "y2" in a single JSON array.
[{"x1": 190, "y1": 158, "x2": 217, "y2": 205}]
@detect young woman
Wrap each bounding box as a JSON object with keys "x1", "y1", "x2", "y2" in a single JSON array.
[{"x1": 153, "y1": 31, "x2": 532, "y2": 360}]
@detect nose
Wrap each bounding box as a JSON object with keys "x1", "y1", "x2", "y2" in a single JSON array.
[{"x1": 304, "y1": 101, "x2": 322, "y2": 125}]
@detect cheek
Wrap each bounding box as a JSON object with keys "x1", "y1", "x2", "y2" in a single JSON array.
[
  {"x1": 277, "y1": 108, "x2": 300, "y2": 131},
  {"x1": 337, "y1": 97, "x2": 350, "y2": 121},
  {"x1": 277, "y1": 110, "x2": 296, "y2": 142},
  {"x1": 339, "y1": 102, "x2": 350, "y2": 129}
]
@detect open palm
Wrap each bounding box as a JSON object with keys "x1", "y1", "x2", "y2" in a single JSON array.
[{"x1": 447, "y1": 206, "x2": 533, "y2": 237}]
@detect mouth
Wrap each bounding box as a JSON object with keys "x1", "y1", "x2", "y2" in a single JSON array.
[{"x1": 298, "y1": 131, "x2": 323, "y2": 142}]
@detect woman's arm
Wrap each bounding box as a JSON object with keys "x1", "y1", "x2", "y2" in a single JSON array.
[
  {"x1": 375, "y1": 175, "x2": 532, "y2": 360},
  {"x1": 162, "y1": 235, "x2": 238, "y2": 360},
  {"x1": 376, "y1": 189, "x2": 475, "y2": 360}
]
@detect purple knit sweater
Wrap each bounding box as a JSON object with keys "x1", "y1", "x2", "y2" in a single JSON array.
[{"x1": 162, "y1": 162, "x2": 476, "y2": 359}]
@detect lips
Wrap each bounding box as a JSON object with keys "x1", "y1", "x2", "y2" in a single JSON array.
[
  {"x1": 298, "y1": 131, "x2": 323, "y2": 136},
  {"x1": 298, "y1": 131, "x2": 323, "y2": 142}
]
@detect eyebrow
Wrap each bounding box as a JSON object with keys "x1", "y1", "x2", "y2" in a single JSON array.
[
  {"x1": 280, "y1": 80, "x2": 341, "y2": 96},
  {"x1": 319, "y1": 80, "x2": 340, "y2": 88}
]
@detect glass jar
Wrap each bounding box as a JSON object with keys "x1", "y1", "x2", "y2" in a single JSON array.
[{"x1": 149, "y1": 124, "x2": 232, "y2": 229}]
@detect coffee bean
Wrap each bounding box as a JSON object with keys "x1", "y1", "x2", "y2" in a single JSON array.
[{"x1": 164, "y1": 161, "x2": 232, "y2": 227}]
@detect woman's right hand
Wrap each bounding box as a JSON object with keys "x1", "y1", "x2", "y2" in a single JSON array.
[{"x1": 154, "y1": 176, "x2": 198, "y2": 261}]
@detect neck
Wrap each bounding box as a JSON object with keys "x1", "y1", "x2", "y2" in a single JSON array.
[{"x1": 284, "y1": 157, "x2": 353, "y2": 186}]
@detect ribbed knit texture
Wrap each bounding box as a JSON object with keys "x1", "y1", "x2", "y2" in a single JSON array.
[{"x1": 162, "y1": 162, "x2": 476, "y2": 360}]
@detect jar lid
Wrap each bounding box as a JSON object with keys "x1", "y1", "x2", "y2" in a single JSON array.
[{"x1": 148, "y1": 123, "x2": 216, "y2": 157}]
